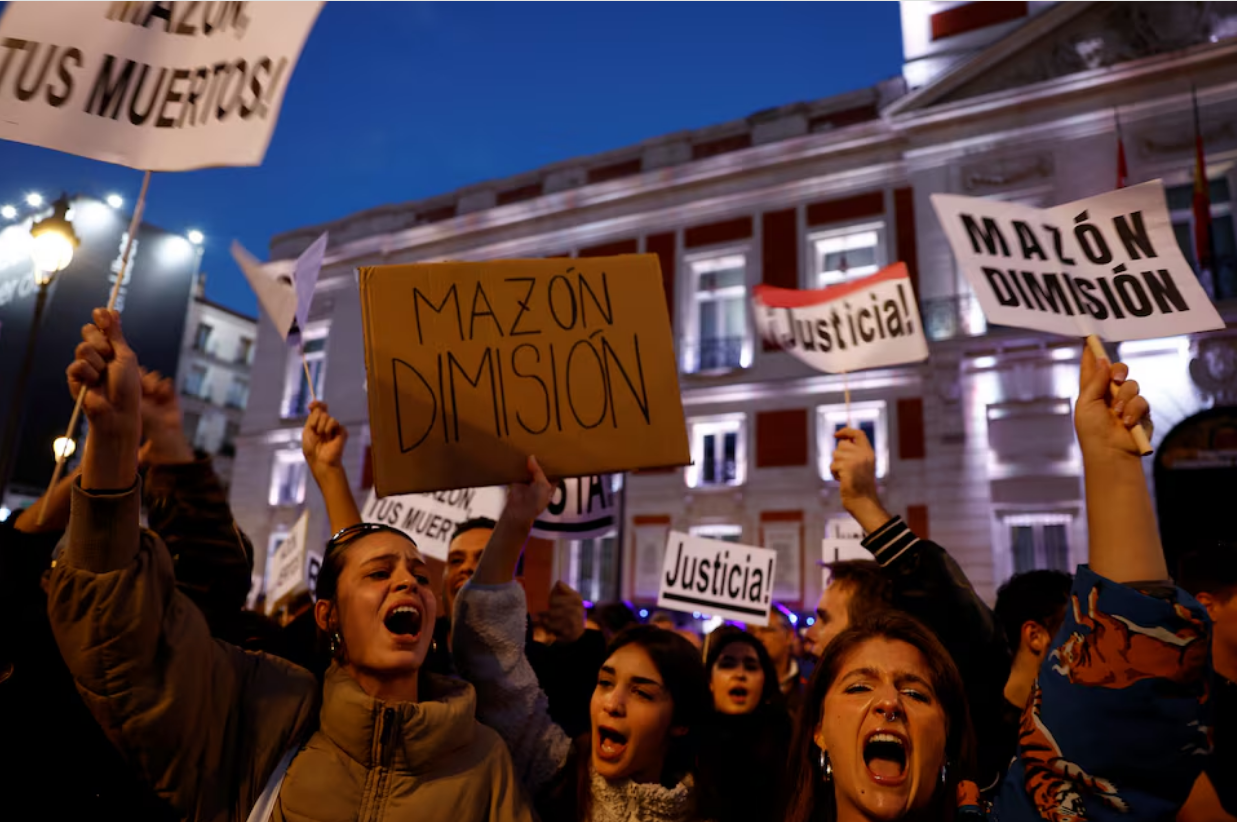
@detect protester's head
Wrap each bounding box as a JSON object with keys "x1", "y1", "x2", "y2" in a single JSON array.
[
  {"x1": 591, "y1": 601, "x2": 640, "y2": 641},
  {"x1": 314, "y1": 523, "x2": 436, "y2": 685},
  {"x1": 589, "y1": 624, "x2": 709, "y2": 786},
  {"x1": 1178, "y1": 542, "x2": 1237, "y2": 663},
  {"x1": 649, "y1": 610, "x2": 678, "y2": 630},
  {"x1": 805, "y1": 560, "x2": 890, "y2": 657},
  {"x1": 442, "y1": 517, "x2": 495, "y2": 620},
  {"x1": 994, "y1": 570, "x2": 1073, "y2": 664},
  {"x1": 748, "y1": 604, "x2": 795, "y2": 674},
  {"x1": 786, "y1": 612, "x2": 975, "y2": 822},
  {"x1": 705, "y1": 626, "x2": 780, "y2": 715}
]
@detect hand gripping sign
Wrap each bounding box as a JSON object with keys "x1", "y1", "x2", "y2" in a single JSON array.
[
  {"x1": 932, "y1": 182, "x2": 1225, "y2": 343},
  {"x1": 752, "y1": 263, "x2": 930, "y2": 374}
]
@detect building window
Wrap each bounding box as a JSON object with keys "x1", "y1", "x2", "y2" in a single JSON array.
[
  {"x1": 1005, "y1": 513, "x2": 1072, "y2": 575},
  {"x1": 193, "y1": 322, "x2": 213, "y2": 352},
  {"x1": 227, "y1": 376, "x2": 250, "y2": 410},
  {"x1": 282, "y1": 330, "x2": 327, "y2": 419},
  {"x1": 688, "y1": 414, "x2": 746, "y2": 488},
  {"x1": 690, "y1": 523, "x2": 744, "y2": 543},
  {"x1": 565, "y1": 533, "x2": 618, "y2": 604},
  {"x1": 237, "y1": 336, "x2": 254, "y2": 365},
  {"x1": 183, "y1": 363, "x2": 208, "y2": 400},
  {"x1": 811, "y1": 222, "x2": 885, "y2": 288},
  {"x1": 1167, "y1": 178, "x2": 1236, "y2": 301},
  {"x1": 221, "y1": 420, "x2": 240, "y2": 457},
  {"x1": 686, "y1": 252, "x2": 749, "y2": 373},
  {"x1": 269, "y1": 450, "x2": 308, "y2": 507},
  {"x1": 818, "y1": 401, "x2": 889, "y2": 480}
]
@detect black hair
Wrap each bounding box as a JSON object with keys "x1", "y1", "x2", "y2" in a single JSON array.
[
  {"x1": 450, "y1": 517, "x2": 496, "y2": 543},
  {"x1": 704, "y1": 625, "x2": 783, "y2": 708},
  {"x1": 784, "y1": 611, "x2": 976, "y2": 822},
  {"x1": 994, "y1": 570, "x2": 1073, "y2": 653},
  {"x1": 1177, "y1": 541, "x2": 1237, "y2": 600},
  {"x1": 591, "y1": 601, "x2": 639, "y2": 639}
]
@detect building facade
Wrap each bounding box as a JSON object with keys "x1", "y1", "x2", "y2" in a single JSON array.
[
  {"x1": 178, "y1": 274, "x2": 257, "y2": 492},
  {"x1": 233, "y1": 1, "x2": 1237, "y2": 611}
]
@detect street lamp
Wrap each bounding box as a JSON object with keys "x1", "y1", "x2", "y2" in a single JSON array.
[
  {"x1": 0, "y1": 205, "x2": 15, "y2": 220},
  {"x1": 0, "y1": 194, "x2": 81, "y2": 504},
  {"x1": 187, "y1": 229, "x2": 204, "y2": 245},
  {"x1": 52, "y1": 437, "x2": 76, "y2": 460}
]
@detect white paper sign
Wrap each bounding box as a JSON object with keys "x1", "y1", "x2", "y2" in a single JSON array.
[
  {"x1": 266, "y1": 510, "x2": 311, "y2": 614},
  {"x1": 361, "y1": 486, "x2": 506, "y2": 561},
  {"x1": 658, "y1": 531, "x2": 777, "y2": 626},
  {"x1": 753, "y1": 263, "x2": 929, "y2": 373},
  {"x1": 533, "y1": 474, "x2": 621, "y2": 540},
  {"x1": 932, "y1": 182, "x2": 1225, "y2": 342},
  {"x1": 0, "y1": 1, "x2": 323, "y2": 170},
  {"x1": 232, "y1": 230, "x2": 327, "y2": 345},
  {"x1": 820, "y1": 536, "x2": 875, "y2": 587}
]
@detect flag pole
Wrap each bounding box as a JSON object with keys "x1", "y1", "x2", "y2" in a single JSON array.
[
  {"x1": 1084, "y1": 335, "x2": 1152, "y2": 457},
  {"x1": 302, "y1": 347, "x2": 318, "y2": 404},
  {"x1": 843, "y1": 370, "x2": 852, "y2": 428},
  {"x1": 38, "y1": 170, "x2": 153, "y2": 525}
]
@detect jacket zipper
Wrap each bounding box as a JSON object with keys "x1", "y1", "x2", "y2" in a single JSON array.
[{"x1": 362, "y1": 707, "x2": 397, "y2": 822}]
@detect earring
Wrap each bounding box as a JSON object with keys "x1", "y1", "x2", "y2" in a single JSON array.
[
  {"x1": 940, "y1": 760, "x2": 949, "y2": 786},
  {"x1": 819, "y1": 749, "x2": 832, "y2": 783},
  {"x1": 329, "y1": 632, "x2": 342, "y2": 656}
]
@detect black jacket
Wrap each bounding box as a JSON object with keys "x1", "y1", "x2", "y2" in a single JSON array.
[{"x1": 863, "y1": 516, "x2": 1014, "y2": 795}]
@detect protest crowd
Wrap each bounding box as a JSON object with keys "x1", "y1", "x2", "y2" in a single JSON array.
[{"x1": 0, "y1": 302, "x2": 1231, "y2": 822}]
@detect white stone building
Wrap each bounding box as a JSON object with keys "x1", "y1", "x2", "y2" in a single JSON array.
[
  {"x1": 178, "y1": 274, "x2": 257, "y2": 491},
  {"x1": 233, "y1": 1, "x2": 1237, "y2": 611}
]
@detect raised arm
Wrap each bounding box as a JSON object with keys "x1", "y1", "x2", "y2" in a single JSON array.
[
  {"x1": 303, "y1": 401, "x2": 361, "y2": 534},
  {"x1": 453, "y1": 457, "x2": 572, "y2": 794},
  {"x1": 995, "y1": 349, "x2": 1210, "y2": 821},
  {"x1": 139, "y1": 370, "x2": 254, "y2": 629},
  {"x1": 48, "y1": 310, "x2": 317, "y2": 819}
]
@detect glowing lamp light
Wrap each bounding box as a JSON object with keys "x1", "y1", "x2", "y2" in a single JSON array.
[
  {"x1": 30, "y1": 195, "x2": 79, "y2": 276},
  {"x1": 0, "y1": 205, "x2": 15, "y2": 220},
  {"x1": 0, "y1": 506, "x2": 10, "y2": 522},
  {"x1": 638, "y1": 609, "x2": 649, "y2": 619},
  {"x1": 25, "y1": 192, "x2": 42, "y2": 207},
  {"x1": 106, "y1": 193, "x2": 124, "y2": 209},
  {"x1": 805, "y1": 617, "x2": 816, "y2": 626},
  {"x1": 788, "y1": 612, "x2": 799, "y2": 626},
  {"x1": 187, "y1": 229, "x2": 204, "y2": 245},
  {"x1": 53, "y1": 437, "x2": 76, "y2": 459}
]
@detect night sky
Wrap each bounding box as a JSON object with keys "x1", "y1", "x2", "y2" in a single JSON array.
[{"x1": 0, "y1": 1, "x2": 903, "y2": 317}]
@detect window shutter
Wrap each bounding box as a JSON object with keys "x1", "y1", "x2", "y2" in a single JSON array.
[
  {"x1": 756, "y1": 409, "x2": 809, "y2": 467},
  {"x1": 897, "y1": 397, "x2": 926, "y2": 460},
  {"x1": 684, "y1": 216, "x2": 753, "y2": 249},
  {"x1": 894, "y1": 187, "x2": 920, "y2": 301},
  {"x1": 645, "y1": 232, "x2": 677, "y2": 326},
  {"x1": 906, "y1": 504, "x2": 929, "y2": 539}
]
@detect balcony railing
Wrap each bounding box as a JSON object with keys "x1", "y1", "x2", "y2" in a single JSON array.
[
  {"x1": 922, "y1": 294, "x2": 988, "y2": 342},
  {"x1": 683, "y1": 336, "x2": 746, "y2": 373}
]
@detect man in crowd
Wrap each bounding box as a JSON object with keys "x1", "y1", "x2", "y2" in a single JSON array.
[
  {"x1": 993, "y1": 570, "x2": 1072, "y2": 718},
  {"x1": 804, "y1": 560, "x2": 890, "y2": 655},
  {"x1": 750, "y1": 604, "x2": 809, "y2": 715},
  {"x1": 1177, "y1": 543, "x2": 1237, "y2": 822}
]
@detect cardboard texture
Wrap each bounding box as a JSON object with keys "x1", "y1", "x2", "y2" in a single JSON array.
[{"x1": 359, "y1": 255, "x2": 690, "y2": 495}]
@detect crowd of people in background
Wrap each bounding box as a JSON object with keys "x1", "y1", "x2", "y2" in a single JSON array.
[{"x1": 0, "y1": 306, "x2": 1232, "y2": 822}]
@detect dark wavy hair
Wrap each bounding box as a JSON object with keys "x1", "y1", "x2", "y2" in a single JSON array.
[
  {"x1": 784, "y1": 611, "x2": 976, "y2": 822},
  {"x1": 703, "y1": 626, "x2": 783, "y2": 709},
  {"x1": 560, "y1": 625, "x2": 710, "y2": 821}
]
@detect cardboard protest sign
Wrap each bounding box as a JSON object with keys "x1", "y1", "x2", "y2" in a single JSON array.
[
  {"x1": 0, "y1": 1, "x2": 322, "y2": 170},
  {"x1": 359, "y1": 256, "x2": 690, "y2": 495},
  {"x1": 933, "y1": 182, "x2": 1225, "y2": 342},
  {"x1": 360, "y1": 486, "x2": 506, "y2": 561},
  {"x1": 233, "y1": 230, "x2": 327, "y2": 344},
  {"x1": 657, "y1": 531, "x2": 777, "y2": 626},
  {"x1": 533, "y1": 474, "x2": 622, "y2": 540},
  {"x1": 265, "y1": 510, "x2": 312, "y2": 614},
  {"x1": 753, "y1": 263, "x2": 929, "y2": 373}
]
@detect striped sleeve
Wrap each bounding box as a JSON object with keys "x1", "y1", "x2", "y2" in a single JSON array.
[{"x1": 861, "y1": 515, "x2": 921, "y2": 566}]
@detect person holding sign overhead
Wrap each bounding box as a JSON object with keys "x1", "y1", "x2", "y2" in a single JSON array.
[
  {"x1": 783, "y1": 349, "x2": 1211, "y2": 822},
  {"x1": 453, "y1": 457, "x2": 714, "y2": 822},
  {"x1": 45, "y1": 308, "x2": 535, "y2": 822}
]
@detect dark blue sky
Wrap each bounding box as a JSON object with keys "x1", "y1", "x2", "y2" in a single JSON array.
[{"x1": 0, "y1": 2, "x2": 903, "y2": 316}]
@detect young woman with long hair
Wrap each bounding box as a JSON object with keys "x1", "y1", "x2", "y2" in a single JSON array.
[
  {"x1": 46, "y1": 309, "x2": 533, "y2": 822},
  {"x1": 452, "y1": 460, "x2": 713, "y2": 822}
]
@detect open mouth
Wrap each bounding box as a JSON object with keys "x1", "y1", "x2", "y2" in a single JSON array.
[
  {"x1": 728, "y1": 686, "x2": 750, "y2": 700},
  {"x1": 863, "y1": 732, "x2": 908, "y2": 783},
  {"x1": 596, "y1": 725, "x2": 629, "y2": 762},
  {"x1": 383, "y1": 604, "x2": 423, "y2": 638}
]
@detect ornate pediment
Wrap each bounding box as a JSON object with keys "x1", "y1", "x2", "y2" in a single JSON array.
[{"x1": 935, "y1": 2, "x2": 1237, "y2": 106}]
